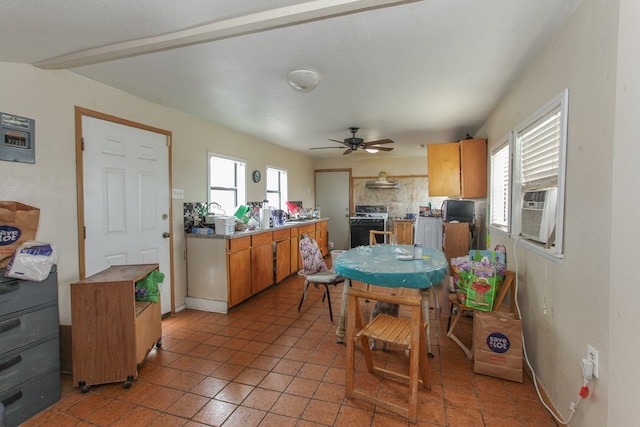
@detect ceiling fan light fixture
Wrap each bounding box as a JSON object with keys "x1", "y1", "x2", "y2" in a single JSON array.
[
  {"x1": 365, "y1": 148, "x2": 379, "y2": 153},
  {"x1": 287, "y1": 68, "x2": 320, "y2": 92}
]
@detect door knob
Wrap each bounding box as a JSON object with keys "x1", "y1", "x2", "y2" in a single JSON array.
[{"x1": 162, "y1": 232, "x2": 171, "y2": 238}]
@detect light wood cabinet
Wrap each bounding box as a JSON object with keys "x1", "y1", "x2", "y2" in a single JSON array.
[
  {"x1": 251, "y1": 232, "x2": 274, "y2": 294},
  {"x1": 394, "y1": 220, "x2": 414, "y2": 245},
  {"x1": 427, "y1": 138, "x2": 487, "y2": 198},
  {"x1": 290, "y1": 227, "x2": 299, "y2": 275},
  {"x1": 273, "y1": 228, "x2": 291, "y2": 283},
  {"x1": 316, "y1": 220, "x2": 328, "y2": 256},
  {"x1": 71, "y1": 264, "x2": 162, "y2": 391},
  {"x1": 443, "y1": 222, "x2": 470, "y2": 272},
  {"x1": 227, "y1": 236, "x2": 251, "y2": 307}
]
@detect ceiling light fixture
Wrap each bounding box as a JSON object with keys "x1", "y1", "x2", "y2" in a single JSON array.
[
  {"x1": 365, "y1": 148, "x2": 379, "y2": 154},
  {"x1": 287, "y1": 68, "x2": 321, "y2": 92}
]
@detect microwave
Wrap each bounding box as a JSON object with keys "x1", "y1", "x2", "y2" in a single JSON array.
[{"x1": 442, "y1": 199, "x2": 474, "y2": 223}]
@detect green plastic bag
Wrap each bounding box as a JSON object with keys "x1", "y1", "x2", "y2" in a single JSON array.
[
  {"x1": 464, "y1": 251, "x2": 505, "y2": 311},
  {"x1": 135, "y1": 270, "x2": 165, "y2": 302}
]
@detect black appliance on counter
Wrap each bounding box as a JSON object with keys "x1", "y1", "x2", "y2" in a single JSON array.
[
  {"x1": 442, "y1": 199, "x2": 475, "y2": 223},
  {"x1": 350, "y1": 205, "x2": 389, "y2": 248}
]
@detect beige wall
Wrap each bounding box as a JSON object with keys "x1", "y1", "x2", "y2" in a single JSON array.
[
  {"x1": 0, "y1": 62, "x2": 314, "y2": 324},
  {"x1": 479, "y1": 0, "x2": 622, "y2": 425}
]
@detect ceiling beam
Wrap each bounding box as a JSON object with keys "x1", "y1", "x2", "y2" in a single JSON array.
[{"x1": 34, "y1": 0, "x2": 423, "y2": 70}]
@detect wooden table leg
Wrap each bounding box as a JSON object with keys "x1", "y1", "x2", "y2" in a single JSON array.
[
  {"x1": 419, "y1": 288, "x2": 433, "y2": 358},
  {"x1": 335, "y1": 278, "x2": 351, "y2": 344}
]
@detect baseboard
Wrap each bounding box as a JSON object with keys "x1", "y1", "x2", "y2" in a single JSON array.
[
  {"x1": 184, "y1": 296, "x2": 228, "y2": 314},
  {"x1": 523, "y1": 362, "x2": 562, "y2": 427}
]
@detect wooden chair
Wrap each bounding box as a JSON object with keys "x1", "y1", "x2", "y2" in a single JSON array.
[
  {"x1": 346, "y1": 288, "x2": 430, "y2": 423},
  {"x1": 447, "y1": 269, "x2": 517, "y2": 359},
  {"x1": 369, "y1": 230, "x2": 393, "y2": 245}
]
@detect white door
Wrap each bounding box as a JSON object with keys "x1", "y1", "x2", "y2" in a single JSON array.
[
  {"x1": 316, "y1": 170, "x2": 350, "y2": 250},
  {"x1": 82, "y1": 116, "x2": 172, "y2": 315}
]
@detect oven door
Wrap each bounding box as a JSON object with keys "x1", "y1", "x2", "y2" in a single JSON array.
[{"x1": 350, "y1": 218, "x2": 385, "y2": 248}]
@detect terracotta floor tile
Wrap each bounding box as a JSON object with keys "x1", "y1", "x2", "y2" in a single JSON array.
[
  {"x1": 142, "y1": 387, "x2": 185, "y2": 411},
  {"x1": 243, "y1": 388, "x2": 282, "y2": 411},
  {"x1": 301, "y1": 399, "x2": 341, "y2": 425},
  {"x1": 258, "y1": 412, "x2": 298, "y2": 427},
  {"x1": 30, "y1": 273, "x2": 556, "y2": 427},
  {"x1": 222, "y1": 406, "x2": 266, "y2": 427},
  {"x1": 285, "y1": 376, "x2": 320, "y2": 398},
  {"x1": 259, "y1": 372, "x2": 294, "y2": 392},
  {"x1": 233, "y1": 367, "x2": 269, "y2": 386},
  {"x1": 215, "y1": 381, "x2": 255, "y2": 404},
  {"x1": 271, "y1": 393, "x2": 310, "y2": 418},
  {"x1": 191, "y1": 399, "x2": 237, "y2": 425}
]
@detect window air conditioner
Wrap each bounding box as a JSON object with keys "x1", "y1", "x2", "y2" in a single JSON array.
[{"x1": 521, "y1": 188, "x2": 557, "y2": 245}]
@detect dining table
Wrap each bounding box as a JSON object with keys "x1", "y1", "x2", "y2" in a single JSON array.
[{"x1": 333, "y1": 244, "x2": 449, "y2": 356}]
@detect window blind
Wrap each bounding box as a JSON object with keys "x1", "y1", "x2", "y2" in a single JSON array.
[
  {"x1": 490, "y1": 143, "x2": 510, "y2": 227},
  {"x1": 519, "y1": 106, "x2": 561, "y2": 190}
]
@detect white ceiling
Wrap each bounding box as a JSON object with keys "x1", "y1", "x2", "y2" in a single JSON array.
[{"x1": 0, "y1": 0, "x2": 581, "y2": 158}]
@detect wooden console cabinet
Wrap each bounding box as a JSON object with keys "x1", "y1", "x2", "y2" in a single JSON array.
[
  {"x1": 443, "y1": 222, "x2": 470, "y2": 272},
  {"x1": 71, "y1": 264, "x2": 162, "y2": 392}
]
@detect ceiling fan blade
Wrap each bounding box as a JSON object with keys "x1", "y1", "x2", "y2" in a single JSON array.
[
  {"x1": 363, "y1": 139, "x2": 393, "y2": 146},
  {"x1": 328, "y1": 139, "x2": 346, "y2": 144},
  {"x1": 310, "y1": 146, "x2": 344, "y2": 150},
  {"x1": 343, "y1": 148, "x2": 352, "y2": 155},
  {"x1": 370, "y1": 146, "x2": 394, "y2": 151}
]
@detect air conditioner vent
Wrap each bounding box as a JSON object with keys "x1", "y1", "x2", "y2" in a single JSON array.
[{"x1": 521, "y1": 188, "x2": 557, "y2": 245}]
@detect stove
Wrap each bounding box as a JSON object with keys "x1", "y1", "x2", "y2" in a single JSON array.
[{"x1": 350, "y1": 205, "x2": 389, "y2": 247}]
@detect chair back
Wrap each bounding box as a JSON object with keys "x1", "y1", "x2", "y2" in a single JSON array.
[
  {"x1": 369, "y1": 230, "x2": 393, "y2": 245},
  {"x1": 299, "y1": 236, "x2": 328, "y2": 276}
]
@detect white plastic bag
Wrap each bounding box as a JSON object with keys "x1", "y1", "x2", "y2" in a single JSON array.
[{"x1": 4, "y1": 240, "x2": 58, "y2": 281}]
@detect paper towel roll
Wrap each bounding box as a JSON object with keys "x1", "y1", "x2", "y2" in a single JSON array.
[{"x1": 260, "y1": 207, "x2": 271, "y2": 229}]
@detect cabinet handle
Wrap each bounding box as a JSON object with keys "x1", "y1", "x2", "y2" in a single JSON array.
[
  {"x1": 0, "y1": 355, "x2": 22, "y2": 372},
  {"x1": 1, "y1": 390, "x2": 23, "y2": 407},
  {"x1": 0, "y1": 281, "x2": 19, "y2": 295},
  {"x1": 0, "y1": 318, "x2": 20, "y2": 334}
]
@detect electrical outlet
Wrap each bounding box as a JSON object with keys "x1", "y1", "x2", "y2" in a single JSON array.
[
  {"x1": 587, "y1": 345, "x2": 599, "y2": 378},
  {"x1": 172, "y1": 188, "x2": 184, "y2": 199}
]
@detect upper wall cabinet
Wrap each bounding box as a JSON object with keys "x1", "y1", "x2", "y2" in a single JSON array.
[{"x1": 427, "y1": 138, "x2": 487, "y2": 198}]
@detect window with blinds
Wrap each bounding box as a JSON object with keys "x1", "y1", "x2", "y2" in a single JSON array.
[
  {"x1": 490, "y1": 140, "x2": 510, "y2": 228},
  {"x1": 518, "y1": 107, "x2": 561, "y2": 190}
]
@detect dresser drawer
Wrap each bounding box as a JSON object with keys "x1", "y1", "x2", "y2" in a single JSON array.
[
  {"x1": 0, "y1": 270, "x2": 58, "y2": 317},
  {"x1": 0, "y1": 337, "x2": 60, "y2": 392},
  {"x1": 0, "y1": 305, "x2": 59, "y2": 356},
  {"x1": 0, "y1": 368, "x2": 61, "y2": 427}
]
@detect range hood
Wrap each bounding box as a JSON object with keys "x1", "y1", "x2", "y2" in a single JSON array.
[
  {"x1": 365, "y1": 171, "x2": 399, "y2": 189},
  {"x1": 366, "y1": 180, "x2": 399, "y2": 189}
]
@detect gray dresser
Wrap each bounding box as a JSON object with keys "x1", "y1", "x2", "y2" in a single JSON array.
[{"x1": 0, "y1": 267, "x2": 60, "y2": 427}]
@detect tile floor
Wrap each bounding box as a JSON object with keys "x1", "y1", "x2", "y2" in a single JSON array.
[{"x1": 23, "y1": 273, "x2": 558, "y2": 427}]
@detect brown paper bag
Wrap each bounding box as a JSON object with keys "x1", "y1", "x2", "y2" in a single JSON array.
[
  {"x1": 0, "y1": 202, "x2": 40, "y2": 268},
  {"x1": 473, "y1": 311, "x2": 523, "y2": 382}
]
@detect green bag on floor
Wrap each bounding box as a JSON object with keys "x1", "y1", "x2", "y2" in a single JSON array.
[{"x1": 135, "y1": 270, "x2": 165, "y2": 302}]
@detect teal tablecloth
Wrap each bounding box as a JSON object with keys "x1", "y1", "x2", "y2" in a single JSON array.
[{"x1": 333, "y1": 244, "x2": 448, "y2": 289}]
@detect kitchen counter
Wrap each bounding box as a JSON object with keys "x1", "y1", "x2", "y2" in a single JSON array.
[
  {"x1": 185, "y1": 218, "x2": 328, "y2": 314},
  {"x1": 187, "y1": 218, "x2": 327, "y2": 239}
]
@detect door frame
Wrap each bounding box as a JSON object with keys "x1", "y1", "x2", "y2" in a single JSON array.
[
  {"x1": 74, "y1": 106, "x2": 175, "y2": 313},
  {"x1": 314, "y1": 168, "x2": 353, "y2": 249}
]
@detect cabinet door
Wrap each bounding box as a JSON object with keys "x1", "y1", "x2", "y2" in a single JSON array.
[
  {"x1": 290, "y1": 234, "x2": 299, "y2": 275},
  {"x1": 275, "y1": 239, "x2": 291, "y2": 283},
  {"x1": 428, "y1": 142, "x2": 461, "y2": 196},
  {"x1": 460, "y1": 138, "x2": 487, "y2": 198},
  {"x1": 395, "y1": 221, "x2": 414, "y2": 245},
  {"x1": 251, "y1": 243, "x2": 274, "y2": 294},
  {"x1": 443, "y1": 222, "x2": 470, "y2": 269},
  {"x1": 228, "y1": 248, "x2": 251, "y2": 307}
]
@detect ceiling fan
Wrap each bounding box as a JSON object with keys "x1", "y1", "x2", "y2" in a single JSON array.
[{"x1": 310, "y1": 127, "x2": 394, "y2": 155}]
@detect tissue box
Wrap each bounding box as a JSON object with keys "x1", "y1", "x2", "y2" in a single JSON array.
[
  {"x1": 191, "y1": 227, "x2": 214, "y2": 235},
  {"x1": 214, "y1": 216, "x2": 235, "y2": 235}
]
